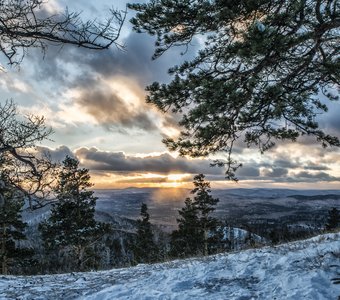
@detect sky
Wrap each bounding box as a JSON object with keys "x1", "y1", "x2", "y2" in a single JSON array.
[{"x1": 1, "y1": 0, "x2": 340, "y2": 190}]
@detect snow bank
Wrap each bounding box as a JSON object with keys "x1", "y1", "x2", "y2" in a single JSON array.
[{"x1": 0, "y1": 233, "x2": 339, "y2": 300}]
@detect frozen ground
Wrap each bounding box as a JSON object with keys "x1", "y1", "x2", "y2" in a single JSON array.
[{"x1": 1, "y1": 233, "x2": 339, "y2": 300}]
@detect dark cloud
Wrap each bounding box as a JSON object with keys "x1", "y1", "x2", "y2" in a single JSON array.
[
  {"x1": 75, "y1": 147, "x2": 224, "y2": 175},
  {"x1": 78, "y1": 32, "x2": 198, "y2": 86},
  {"x1": 116, "y1": 177, "x2": 168, "y2": 184},
  {"x1": 236, "y1": 166, "x2": 260, "y2": 177},
  {"x1": 76, "y1": 85, "x2": 156, "y2": 131},
  {"x1": 25, "y1": 29, "x2": 199, "y2": 132},
  {"x1": 262, "y1": 168, "x2": 288, "y2": 178},
  {"x1": 273, "y1": 158, "x2": 329, "y2": 171},
  {"x1": 288, "y1": 171, "x2": 340, "y2": 182},
  {"x1": 28, "y1": 28, "x2": 198, "y2": 90},
  {"x1": 25, "y1": 37, "x2": 185, "y2": 132},
  {"x1": 272, "y1": 159, "x2": 300, "y2": 169},
  {"x1": 229, "y1": 156, "x2": 339, "y2": 183},
  {"x1": 303, "y1": 162, "x2": 330, "y2": 171},
  {"x1": 32, "y1": 146, "x2": 340, "y2": 184}
]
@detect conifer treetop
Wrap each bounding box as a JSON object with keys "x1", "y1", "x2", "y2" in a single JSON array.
[{"x1": 129, "y1": 0, "x2": 340, "y2": 179}]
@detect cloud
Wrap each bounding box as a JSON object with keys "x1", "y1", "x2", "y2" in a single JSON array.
[
  {"x1": 303, "y1": 162, "x2": 331, "y2": 171},
  {"x1": 288, "y1": 171, "x2": 340, "y2": 182},
  {"x1": 231, "y1": 144, "x2": 340, "y2": 183},
  {"x1": 24, "y1": 28, "x2": 198, "y2": 133},
  {"x1": 272, "y1": 159, "x2": 300, "y2": 169},
  {"x1": 270, "y1": 158, "x2": 330, "y2": 171},
  {"x1": 34, "y1": 145, "x2": 75, "y2": 162},
  {"x1": 75, "y1": 147, "x2": 224, "y2": 175},
  {"x1": 261, "y1": 168, "x2": 288, "y2": 178},
  {"x1": 236, "y1": 166, "x2": 260, "y2": 177},
  {"x1": 74, "y1": 79, "x2": 156, "y2": 131},
  {"x1": 77, "y1": 31, "x2": 197, "y2": 86},
  {"x1": 31, "y1": 145, "x2": 340, "y2": 187}
]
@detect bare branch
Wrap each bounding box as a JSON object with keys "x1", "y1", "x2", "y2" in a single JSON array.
[
  {"x1": 0, "y1": 100, "x2": 56, "y2": 209},
  {"x1": 0, "y1": 0, "x2": 126, "y2": 65}
]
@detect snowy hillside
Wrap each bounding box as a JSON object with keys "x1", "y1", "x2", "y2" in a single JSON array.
[{"x1": 1, "y1": 233, "x2": 339, "y2": 300}]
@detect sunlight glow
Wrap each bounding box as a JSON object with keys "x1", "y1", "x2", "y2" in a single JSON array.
[
  {"x1": 167, "y1": 174, "x2": 188, "y2": 182},
  {"x1": 89, "y1": 172, "x2": 194, "y2": 189}
]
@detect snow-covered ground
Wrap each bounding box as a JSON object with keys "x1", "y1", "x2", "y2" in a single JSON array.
[{"x1": 1, "y1": 233, "x2": 339, "y2": 300}]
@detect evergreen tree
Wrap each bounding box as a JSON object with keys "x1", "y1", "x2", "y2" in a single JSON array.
[
  {"x1": 0, "y1": 173, "x2": 33, "y2": 274},
  {"x1": 171, "y1": 198, "x2": 201, "y2": 257},
  {"x1": 171, "y1": 174, "x2": 219, "y2": 257},
  {"x1": 129, "y1": 1, "x2": 340, "y2": 178},
  {"x1": 134, "y1": 203, "x2": 158, "y2": 263},
  {"x1": 39, "y1": 156, "x2": 109, "y2": 271},
  {"x1": 192, "y1": 174, "x2": 220, "y2": 255},
  {"x1": 325, "y1": 207, "x2": 340, "y2": 231}
]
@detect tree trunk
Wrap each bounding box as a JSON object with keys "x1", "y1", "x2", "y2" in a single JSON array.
[
  {"x1": 203, "y1": 226, "x2": 208, "y2": 256},
  {"x1": 1, "y1": 224, "x2": 8, "y2": 275},
  {"x1": 76, "y1": 245, "x2": 85, "y2": 271}
]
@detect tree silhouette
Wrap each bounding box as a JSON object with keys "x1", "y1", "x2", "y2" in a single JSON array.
[
  {"x1": 1, "y1": 0, "x2": 126, "y2": 65},
  {"x1": 171, "y1": 174, "x2": 219, "y2": 257},
  {"x1": 130, "y1": 1, "x2": 340, "y2": 179},
  {"x1": 0, "y1": 172, "x2": 33, "y2": 274},
  {"x1": 39, "y1": 156, "x2": 109, "y2": 271},
  {"x1": 325, "y1": 207, "x2": 339, "y2": 231},
  {"x1": 0, "y1": 100, "x2": 55, "y2": 209},
  {"x1": 134, "y1": 203, "x2": 158, "y2": 263}
]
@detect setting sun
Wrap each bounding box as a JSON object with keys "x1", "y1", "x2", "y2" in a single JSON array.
[{"x1": 167, "y1": 174, "x2": 188, "y2": 182}]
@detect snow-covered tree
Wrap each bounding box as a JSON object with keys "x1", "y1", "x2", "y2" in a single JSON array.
[
  {"x1": 39, "y1": 156, "x2": 110, "y2": 271},
  {"x1": 325, "y1": 207, "x2": 339, "y2": 231},
  {"x1": 133, "y1": 203, "x2": 159, "y2": 264},
  {"x1": 171, "y1": 174, "x2": 219, "y2": 257},
  {"x1": 170, "y1": 197, "x2": 201, "y2": 257},
  {"x1": 0, "y1": 172, "x2": 33, "y2": 274}
]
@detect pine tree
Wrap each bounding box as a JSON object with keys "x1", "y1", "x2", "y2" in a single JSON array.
[
  {"x1": 129, "y1": 1, "x2": 340, "y2": 178},
  {"x1": 171, "y1": 174, "x2": 219, "y2": 257},
  {"x1": 171, "y1": 198, "x2": 201, "y2": 257},
  {"x1": 134, "y1": 203, "x2": 158, "y2": 264},
  {"x1": 325, "y1": 207, "x2": 340, "y2": 231},
  {"x1": 39, "y1": 156, "x2": 109, "y2": 271},
  {"x1": 192, "y1": 174, "x2": 219, "y2": 255},
  {"x1": 0, "y1": 174, "x2": 33, "y2": 274}
]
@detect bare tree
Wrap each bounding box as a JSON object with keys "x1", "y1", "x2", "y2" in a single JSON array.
[
  {"x1": 0, "y1": 100, "x2": 56, "y2": 209},
  {"x1": 0, "y1": 0, "x2": 126, "y2": 65},
  {"x1": 0, "y1": 1, "x2": 126, "y2": 206}
]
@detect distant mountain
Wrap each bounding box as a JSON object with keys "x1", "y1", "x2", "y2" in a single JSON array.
[
  {"x1": 288, "y1": 194, "x2": 340, "y2": 200},
  {"x1": 22, "y1": 188, "x2": 340, "y2": 234},
  {"x1": 93, "y1": 188, "x2": 340, "y2": 231}
]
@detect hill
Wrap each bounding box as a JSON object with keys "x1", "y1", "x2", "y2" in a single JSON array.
[
  {"x1": 94, "y1": 188, "x2": 340, "y2": 231},
  {"x1": 1, "y1": 232, "x2": 339, "y2": 299}
]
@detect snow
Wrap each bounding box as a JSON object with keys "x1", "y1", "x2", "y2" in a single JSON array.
[
  {"x1": 255, "y1": 21, "x2": 266, "y2": 32},
  {"x1": 1, "y1": 233, "x2": 339, "y2": 300}
]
